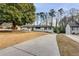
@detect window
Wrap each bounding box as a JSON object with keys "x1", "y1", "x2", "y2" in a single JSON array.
[{"x1": 72, "y1": 27, "x2": 74, "y2": 30}]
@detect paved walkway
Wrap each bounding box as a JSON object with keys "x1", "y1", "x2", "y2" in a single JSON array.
[
  {"x1": 66, "y1": 34, "x2": 79, "y2": 43},
  {"x1": 0, "y1": 34, "x2": 60, "y2": 56}
]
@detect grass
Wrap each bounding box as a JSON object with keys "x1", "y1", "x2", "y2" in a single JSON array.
[
  {"x1": 0, "y1": 32, "x2": 49, "y2": 48},
  {"x1": 56, "y1": 34, "x2": 79, "y2": 56}
]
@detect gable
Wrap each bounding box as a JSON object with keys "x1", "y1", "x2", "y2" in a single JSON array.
[{"x1": 68, "y1": 21, "x2": 79, "y2": 27}]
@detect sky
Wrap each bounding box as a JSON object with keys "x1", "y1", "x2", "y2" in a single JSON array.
[
  {"x1": 34, "y1": 3, "x2": 79, "y2": 12},
  {"x1": 34, "y1": 3, "x2": 79, "y2": 25}
]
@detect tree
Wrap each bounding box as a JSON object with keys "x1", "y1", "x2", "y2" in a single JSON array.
[
  {"x1": 45, "y1": 12, "x2": 48, "y2": 27},
  {"x1": 57, "y1": 8, "x2": 64, "y2": 33},
  {"x1": 39, "y1": 12, "x2": 45, "y2": 26},
  {"x1": 0, "y1": 3, "x2": 36, "y2": 30},
  {"x1": 49, "y1": 9, "x2": 56, "y2": 28},
  {"x1": 58, "y1": 8, "x2": 64, "y2": 23},
  {"x1": 75, "y1": 14, "x2": 79, "y2": 23},
  {"x1": 36, "y1": 13, "x2": 40, "y2": 25}
]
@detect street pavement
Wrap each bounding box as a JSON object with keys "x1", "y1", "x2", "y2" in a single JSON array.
[{"x1": 0, "y1": 34, "x2": 60, "y2": 56}]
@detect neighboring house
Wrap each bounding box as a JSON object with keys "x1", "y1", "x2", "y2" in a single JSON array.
[
  {"x1": 1, "y1": 22, "x2": 12, "y2": 29},
  {"x1": 0, "y1": 22, "x2": 21, "y2": 31},
  {"x1": 66, "y1": 21, "x2": 79, "y2": 34},
  {"x1": 21, "y1": 24, "x2": 33, "y2": 31},
  {"x1": 21, "y1": 23, "x2": 53, "y2": 32}
]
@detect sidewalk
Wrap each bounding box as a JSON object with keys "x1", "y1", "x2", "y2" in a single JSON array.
[
  {"x1": 0, "y1": 34, "x2": 60, "y2": 56},
  {"x1": 65, "y1": 34, "x2": 79, "y2": 43}
]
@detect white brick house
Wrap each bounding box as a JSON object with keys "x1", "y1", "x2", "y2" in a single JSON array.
[{"x1": 66, "y1": 21, "x2": 79, "y2": 34}]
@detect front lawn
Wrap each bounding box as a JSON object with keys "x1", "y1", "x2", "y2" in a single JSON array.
[
  {"x1": 56, "y1": 34, "x2": 79, "y2": 56},
  {"x1": 0, "y1": 32, "x2": 48, "y2": 48}
]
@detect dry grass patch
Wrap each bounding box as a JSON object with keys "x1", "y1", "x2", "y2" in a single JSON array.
[
  {"x1": 0, "y1": 32, "x2": 49, "y2": 48},
  {"x1": 56, "y1": 34, "x2": 79, "y2": 56}
]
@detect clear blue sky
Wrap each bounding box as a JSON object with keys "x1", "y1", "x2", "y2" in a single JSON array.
[{"x1": 34, "y1": 3, "x2": 79, "y2": 12}]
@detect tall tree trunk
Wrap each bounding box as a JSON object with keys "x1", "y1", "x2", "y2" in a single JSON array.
[
  {"x1": 12, "y1": 20, "x2": 17, "y2": 31},
  {"x1": 45, "y1": 13, "x2": 48, "y2": 29},
  {"x1": 56, "y1": 18, "x2": 58, "y2": 28},
  {"x1": 37, "y1": 15, "x2": 39, "y2": 25},
  {"x1": 37, "y1": 20, "x2": 38, "y2": 25},
  {"x1": 56, "y1": 18, "x2": 58, "y2": 32},
  {"x1": 46, "y1": 18, "x2": 47, "y2": 28},
  {"x1": 51, "y1": 17, "x2": 53, "y2": 28}
]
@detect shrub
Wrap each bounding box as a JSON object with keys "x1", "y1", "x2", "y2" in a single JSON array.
[
  {"x1": 53, "y1": 26, "x2": 65, "y2": 33},
  {"x1": 53, "y1": 27, "x2": 60, "y2": 33}
]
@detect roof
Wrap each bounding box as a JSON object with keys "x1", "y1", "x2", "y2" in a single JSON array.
[
  {"x1": 68, "y1": 21, "x2": 79, "y2": 27},
  {"x1": 21, "y1": 25, "x2": 53, "y2": 28},
  {"x1": 1, "y1": 22, "x2": 12, "y2": 27}
]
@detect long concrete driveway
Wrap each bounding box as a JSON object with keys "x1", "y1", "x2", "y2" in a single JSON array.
[{"x1": 0, "y1": 34, "x2": 60, "y2": 56}]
